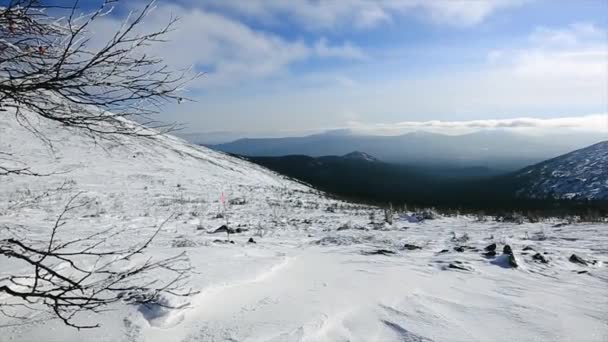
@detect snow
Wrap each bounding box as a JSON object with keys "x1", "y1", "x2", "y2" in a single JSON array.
[
  {"x1": 516, "y1": 141, "x2": 608, "y2": 201},
  {"x1": 1, "y1": 112, "x2": 607, "y2": 341}
]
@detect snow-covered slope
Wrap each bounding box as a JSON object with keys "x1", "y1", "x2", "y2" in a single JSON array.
[
  {"x1": 1, "y1": 112, "x2": 607, "y2": 342},
  {"x1": 514, "y1": 141, "x2": 608, "y2": 201}
]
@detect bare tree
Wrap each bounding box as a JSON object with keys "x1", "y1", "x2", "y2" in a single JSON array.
[
  {"x1": 0, "y1": 0, "x2": 197, "y2": 140},
  {"x1": 1, "y1": 193, "x2": 194, "y2": 329},
  {"x1": 0, "y1": 0, "x2": 198, "y2": 328}
]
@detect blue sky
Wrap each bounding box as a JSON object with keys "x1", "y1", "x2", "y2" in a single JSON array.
[{"x1": 92, "y1": 0, "x2": 607, "y2": 136}]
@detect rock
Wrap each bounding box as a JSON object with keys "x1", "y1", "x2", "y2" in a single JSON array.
[
  {"x1": 171, "y1": 239, "x2": 196, "y2": 248},
  {"x1": 337, "y1": 223, "x2": 350, "y2": 231},
  {"x1": 508, "y1": 254, "x2": 518, "y2": 268},
  {"x1": 454, "y1": 246, "x2": 465, "y2": 253},
  {"x1": 491, "y1": 254, "x2": 518, "y2": 268},
  {"x1": 532, "y1": 253, "x2": 548, "y2": 263},
  {"x1": 569, "y1": 254, "x2": 588, "y2": 266},
  {"x1": 438, "y1": 249, "x2": 449, "y2": 254},
  {"x1": 363, "y1": 249, "x2": 396, "y2": 256},
  {"x1": 448, "y1": 263, "x2": 468, "y2": 271},
  {"x1": 503, "y1": 245, "x2": 513, "y2": 255},
  {"x1": 211, "y1": 225, "x2": 229, "y2": 234},
  {"x1": 447, "y1": 261, "x2": 472, "y2": 271},
  {"x1": 248, "y1": 237, "x2": 256, "y2": 244},
  {"x1": 522, "y1": 246, "x2": 535, "y2": 251},
  {"x1": 451, "y1": 232, "x2": 470, "y2": 243},
  {"x1": 228, "y1": 197, "x2": 247, "y2": 205},
  {"x1": 484, "y1": 243, "x2": 497, "y2": 252},
  {"x1": 577, "y1": 270, "x2": 588, "y2": 274},
  {"x1": 213, "y1": 239, "x2": 235, "y2": 244},
  {"x1": 483, "y1": 250, "x2": 497, "y2": 258},
  {"x1": 403, "y1": 243, "x2": 422, "y2": 251}
]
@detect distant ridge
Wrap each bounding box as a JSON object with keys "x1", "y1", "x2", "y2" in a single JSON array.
[
  {"x1": 209, "y1": 131, "x2": 606, "y2": 171},
  {"x1": 513, "y1": 141, "x2": 608, "y2": 201},
  {"x1": 342, "y1": 151, "x2": 378, "y2": 162}
]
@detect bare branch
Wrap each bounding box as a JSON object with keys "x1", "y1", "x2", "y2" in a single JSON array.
[{"x1": 0, "y1": 193, "x2": 195, "y2": 329}]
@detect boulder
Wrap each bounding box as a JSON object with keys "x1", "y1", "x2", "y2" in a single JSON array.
[
  {"x1": 569, "y1": 254, "x2": 588, "y2": 266},
  {"x1": 448, "y1": 261, "x2": 471, "y2": 271},
  {"x1": 532, "y1": 253, "x2": 548, "y2": 263},
  {"x1": 248, "y1": 237, "x2": 256, "y2": 244},
  {"x1": 211, "y1": 225, "x2": 229, "y2": 234},
  {"x1": 508, "y1": 254, "x2": 518, "y2": 268},
  {"x1": 483, "y1": 250, "x2": 497, "y2": 258},
  {"x1": 484, "y1": 243, "x2": 497, "y2": 252},
  {"x1": 403, "y1": 243, "x2": 422, "y2": 251},
  {"x1": 363, "y1": 249, "x2": 396, "y2": 256}
]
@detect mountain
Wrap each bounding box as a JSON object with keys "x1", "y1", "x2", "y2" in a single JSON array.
[
  {"x1": 245, "y1": 152, "x2": 497, "y2": 208},
  {"x1": 244, "y1": 144, "x2": 608, "y2": 210},
  {"x1": 512, "y1": 141, "x2": 608, "y2": 201},
  {"x1": 209, "y1": 130, "x2": 606, "y2": 171},
  {"x1": 342, "y1": 151, "x2": 379, "y2": 162}
]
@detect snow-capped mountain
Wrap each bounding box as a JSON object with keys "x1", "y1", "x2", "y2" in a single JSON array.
[
  {"x1": 1, "y1": 111, "x2": 607, "y2": 342},
  {"x1": 514, "y1": 141, "x2": 608, "y2": 201}
]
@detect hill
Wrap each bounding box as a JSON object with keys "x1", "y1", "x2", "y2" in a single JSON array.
[
  {"x1": 1, "y1": 112, "x2": 606, "y2": 341},
  {"x1": 513, "y1": 141, "x2": 608, "y2": 201}
]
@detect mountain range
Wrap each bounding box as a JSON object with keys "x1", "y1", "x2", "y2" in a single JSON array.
[
  {"x1": 209, "y1": 130, "x2": 606, "y2": 171},
  {"x1": 242, "y1": 141, "x2": 608, "y2": 211}
]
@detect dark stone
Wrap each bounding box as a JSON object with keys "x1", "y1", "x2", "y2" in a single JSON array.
[
  {"x1": 484, "y1": 243, "x2": 497, "y2": 252},
  {"x1": 438, "y1": 249, "x2": 449, "y2": 254},
  {"x1": 577, "y1": 270, "x2": 588, "y2": 274},
  {"x1": 447, "y1": 262, "x2": 472, "y2": 271},
  {"x1": 569, "y1": 254, "x2": 588, "y2": 266},
  {"x1": 454, "y1": 246, "x2": 465, "y2": 253},
  {"x1": 483, "y1": 250, "x2": 497, "y2": 258},
  {"x1": 212, "y1": 225, "x2": 229, "y2": 234},
  {"x1": 532, "y1": 253, "x2": 548, "y2": 263},
  {"x1": 248, "y1": 237, "x2": 256, "y2": 244},
  {"x1": 363, "y1": 249, "x2": 396, "y2": 256},
  {"x1": 403, "y1": 243, "x2": 422, "y2": 251},
  {"x1": 522, "y1": 246, "x2": 535, "y2": 251},
  {"x1": 508, "y1": 254, "x2": 518, "y2": 268},
  {"x1": 213, "y1": 239, "x2": 235, "y2": 244},
  {"x1": 337, "y1": 224, "x2": 350, "y2": 231},
  {"x1": 503, "y1": 245, "x2": 513, "y2": 255}
]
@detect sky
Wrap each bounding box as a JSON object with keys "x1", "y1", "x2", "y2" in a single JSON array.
[{"x1": 93, "y1": 0, "x2": 608, "y2": 137}]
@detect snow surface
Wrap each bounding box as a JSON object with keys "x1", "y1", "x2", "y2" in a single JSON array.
[
  {"x1": 1, "y1": 112, "x2": 607, "y2": 342},
  {"x1": 515, "y1": 141, "x2": 608, "y2": 201}
]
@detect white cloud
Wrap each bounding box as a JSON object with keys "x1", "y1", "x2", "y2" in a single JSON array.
[
  {"x1": 314, "y1": 38, "x2": 368, "y2": 60},
  {"x1": 345, "y1": 114, "x2": 608, "y2": 136},
  {"x1": 205, "y1": 0, "x2": 528, "y2": 30},
  {"x1": 91, "y1": 2, "x2": 366, "y2": 88},
  {"x1": 487, "y1": 23, "x2": 607, "y2": 88}
]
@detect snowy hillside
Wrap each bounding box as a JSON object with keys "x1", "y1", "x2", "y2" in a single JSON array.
[
  {"x1": 1, "y1": 112, "x2": 607, "y2": 342},
  {"x1": 515, "y1": 141, "x2": 608, "y2": 201}
]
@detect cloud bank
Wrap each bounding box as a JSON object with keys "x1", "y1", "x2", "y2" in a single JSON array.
[{"x1": 345, "y1": 114, "x2": 608, "y2": 136}]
